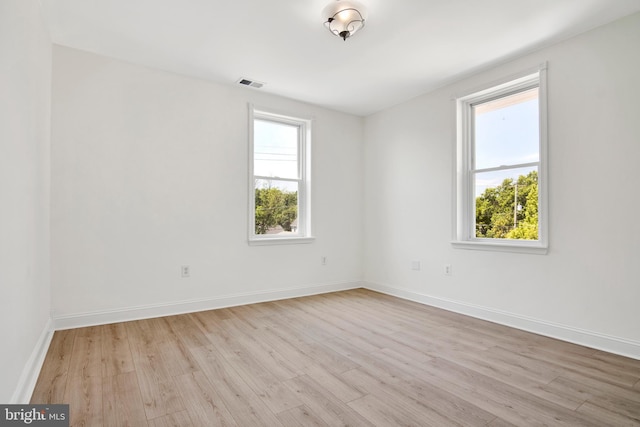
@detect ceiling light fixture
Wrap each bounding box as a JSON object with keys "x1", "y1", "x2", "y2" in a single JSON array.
[{"x1": 322, "y1": 0, "x2": 367, "y2": 41}]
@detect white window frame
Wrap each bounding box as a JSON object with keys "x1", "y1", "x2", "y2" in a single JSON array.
[
  {"x1": 248, "y1": 105, "x2": 313, "y2": 245},
  {"x1": 452, "y1": 64, "x2": 548, "y2": 254}
]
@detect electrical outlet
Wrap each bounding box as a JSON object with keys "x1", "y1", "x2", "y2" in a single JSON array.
[
  {"x1": 181, "y1": 265, "x2": 190, "y2": 278},
  {"x1": 411, "y1": 261, "x2": 421, "y2": 271},
  {"x1": 321, "y1": 256, "x2": 327, "y2": 266},
  {"x1": 444, "y1": 264, "x2": 452, "y2": 276}
]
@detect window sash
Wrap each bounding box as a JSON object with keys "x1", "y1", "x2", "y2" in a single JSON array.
[
  {"x1": 472, "y1": 165, "x2": 539, "y2": 239},
  {"x1": 471, "y1": 86, "x2": 540, "y2": 171},
  {"x1": 253, "y1": 178, "x2": 301, "y2": 236}
]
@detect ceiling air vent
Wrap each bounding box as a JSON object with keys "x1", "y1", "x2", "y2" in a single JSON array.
[{"x1": 237, "y1": 78, "x2": 264, "y2": 89}]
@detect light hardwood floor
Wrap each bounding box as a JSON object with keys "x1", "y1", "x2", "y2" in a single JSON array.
[{"x1": 32, "y1": 289, "x2": 640, "y2": 426}]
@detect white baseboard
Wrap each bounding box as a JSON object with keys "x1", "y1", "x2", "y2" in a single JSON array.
[
  {"x1": 11, "y1": 317, "x2": 54, "y2": 404},
  {"x1": 53, "y1": 280, "x2": 362, "y2": 330},
  {"x1": 364, "y1": 281, "x2": 640, "y2": 360}
]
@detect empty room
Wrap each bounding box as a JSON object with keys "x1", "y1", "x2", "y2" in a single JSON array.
[{"x1": 2, "y1": 0, "x2": 640, "y2": 425}]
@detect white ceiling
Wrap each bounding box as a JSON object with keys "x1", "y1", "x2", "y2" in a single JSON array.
[{"x1": 41, "y1": 0, "x2": 640, "y2": 116}]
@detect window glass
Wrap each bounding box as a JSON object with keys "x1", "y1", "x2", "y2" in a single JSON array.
[
  {"x1": 474, "y1": 167, "x2": 538, "y2": 239},
  {"x1": 254, "y1": 179, "x2": 299, "y2": 236},
  {"x1": 253, "y1": 119, "x2": 299, "y2": 179},
  {"x1": 473, "y1": 88, "x2": 539, "y2": 170}
]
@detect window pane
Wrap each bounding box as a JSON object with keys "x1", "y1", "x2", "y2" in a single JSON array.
[
  {"x1": 254, "y1": 179, "x2": 299, "y2": 236},
  {"x1": 474, "y1": 166, "x2": 538, "y2": 240},
  {"x1": 473, "y1": 88, "x2": 539, "y2": 169},
  {"x1": 254, "y1": 119, "x2": 299, "y2": 179}
]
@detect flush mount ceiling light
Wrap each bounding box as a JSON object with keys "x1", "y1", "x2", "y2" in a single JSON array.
[{"x1": 322, "y1": 0, "x2": 367, "y2": 41}]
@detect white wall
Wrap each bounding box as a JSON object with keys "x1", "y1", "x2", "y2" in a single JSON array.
[
  {"x1": 363, "y1": 13, "x2": 640, "y2": 357},
  {"x1": 0, "y1": 0, "x2": 52, "y2": 402},
  {"x1": 51, "y1": 46, "x2": 363, "y2": 323}
]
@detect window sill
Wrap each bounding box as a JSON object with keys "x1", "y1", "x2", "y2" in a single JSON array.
[
  {"x1": 248, "y1": 236, "x2": 315, "y2": 246},
  {"x1": 451, "y1": 240, "x2": 548, "y2": 255}
]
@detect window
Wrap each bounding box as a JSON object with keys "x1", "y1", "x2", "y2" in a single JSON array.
[
  {"x1": 248, "y1": 107, "x2": 313, "y2": 245},
  {"x1": 453, "y1": 64, "x2": 548, "y2": 253}
]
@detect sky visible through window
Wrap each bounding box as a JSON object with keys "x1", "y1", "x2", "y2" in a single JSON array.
[
  {"x1": 254, "y1": 119, "x2": 299, "y2": 191},
  {"x1": 473, "y1": 89, "x2": 539, "y2": 196}
]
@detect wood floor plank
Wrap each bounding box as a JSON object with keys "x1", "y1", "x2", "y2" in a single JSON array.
[
  {"x1": 266, "y1": 321, "x2": 360, "y2": 375},
  {"x1": 327, "y1": 328, "x2": 599, "y2": 426},
  {"x1": 162, "y1": 315, "x2": 210, "y2": 349},
  {"x1": 125, "y1": 316, "x2": 201, "y2": 376},
  {"x1": 547, "y1": 374, "x2": 640, "y2": 409},
  {"x1": 246, "y1": 325, "x2": 313, "y2": 374},
  {"x1": 269, "y1": 306, "x2": 385, "y2": 355},
  {"x1": 276, "y1": 405, "x2": 330, "y2": 427},
  {"x1": 101, "y1": 323, "x2": 135, "y2": 377},
  {"x1": 226, "y1": 304, "x2": 268, "y2": 330},
  {"x1": 303, "y1": 365, "x2": 363, "y2": 403},
  {"x1": 126, "y1": 320, "x2": 186, "y2": 419},
  {"x1": 102, "y1": 371, "x2": 148, "y2": 427},
  {"x1": 306, "y1": 295, "x2": 402, "y2": 337},
  {"x1": 156, "y1": 338, "x2": 201, "y2": 377},
  {"x1": 188, "y1": 345, "x2": 284, "y2": 426},
  {"x1": 391, "y1": 327, "x2": 490, "y2": 362},
  {"x1": 513, "y1": 344, "x2": 638, "y2": 388},
  {"x1": 68, "y1": 329, "x2": 103, "y2": 378},
  {"x1": 282, "y1": 375, "x2": 375, "y2": 427},
  {"x1": 268, "y1": 300, "x2": 347, "y2": 344},
  {"x1": 590, "y1": 350, "x2": 640, "y2": 378},
  {"x1": 577, "y1": 400, "x2": 640, "y2": 426},
  {"x1": 384, "y1": 343, "x2": 586, "y2": 411},
  {"x1": 123, "y1": 318, "x2": 171, "y2": 352},
  {"x1": 343, "y1": 367, "x2": 495, "y2": 426},
  {"x1": 487, "y1": 417, "x2": 519, "y2": 426},
  {"x1": 187, "y1": 310, "x2": 222, "y2": 335},
  {"x1": 217, "y1": 346, "x2": 303, "y2": 414},
  {"x1": 582, "y1": 393, "x2": 640, "y2": 423},
  {"x1": 326, "y1": 291, "x2": 430, "y2": 332},
  {"x1": 418, "y1": 356, "x2": 603, "y2": 426},
  {"x1": 348, "y1": 393, "x2": 426, "y2": 427},
  {"x1": 481, "y1": 344, "x2": 565, "y2": 383},
  {"x1": 340, "y1": 347, "x2": 498, "y2": 426},
  {"x1": 238, "y1": 333, "x2": 300, "y2": 382},
  {"x1": 457, "y1": 314, "x2": 597, "y2": 358},
  {"x1": 31, "y1": 289, "x2": 640, "y2": 426},
  {"x1": 146, "y1": 411, "x2": 193, "y2": 427},
  {"x1": 64, "y1": 373, "x2": 102, "y2": 427},
  {"x1": 173, "y1": 371, "x2": 237, "y2": 427},
  {"x1": 30, "y1": 329, "x2": 76, "y2": 404},
  {"x1": 217, "y1": 315, "x2": 299, "y2": 381},
  {"x1": 132, "y1": 354, "x2": 185, "y2": 420},
  {"x1": 203, "y1": 316, "x2": 303, "y2": 408}
]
